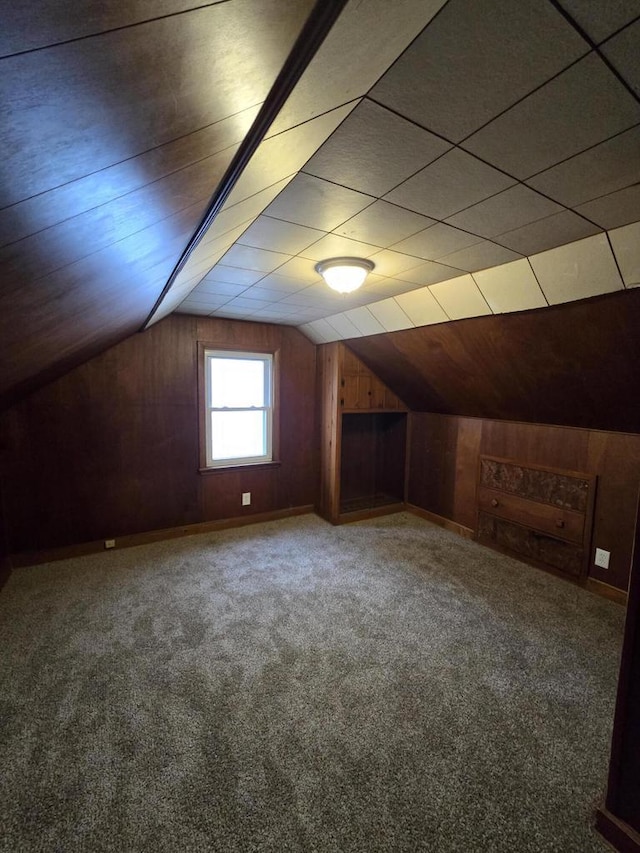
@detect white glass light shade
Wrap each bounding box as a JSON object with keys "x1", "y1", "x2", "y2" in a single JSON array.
[{"x1": 315, "y1": 257, "x2": 375, "y2": 294}]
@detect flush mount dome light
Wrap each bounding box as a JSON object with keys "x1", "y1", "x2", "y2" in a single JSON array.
[{"x1": 315, "y1": 257, "x2": 375, "y2": 294}]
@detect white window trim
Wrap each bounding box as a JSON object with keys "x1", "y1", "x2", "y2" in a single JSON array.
[{"x1": 203, "y1": 349, "x2": 273, "y2": 469}]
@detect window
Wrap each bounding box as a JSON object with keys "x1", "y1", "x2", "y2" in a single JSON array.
[{"x1": 203, "y1": 349, "x2": 273, "y2": 468}]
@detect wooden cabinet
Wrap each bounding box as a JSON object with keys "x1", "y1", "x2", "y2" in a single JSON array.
[
  {"x1": 318, "y1": 342, "x2": 408, "y2": 524},
  {"x1": 476, "y1": 455, "x2": 596, "y2": 579}
]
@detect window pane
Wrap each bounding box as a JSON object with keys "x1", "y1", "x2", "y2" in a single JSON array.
[
  {"x1": 209, "y1": 358, "x2": 266, "y2": 408},
  {"x1": 210, "y1": 410, "x2": 266, "y2": 461}
]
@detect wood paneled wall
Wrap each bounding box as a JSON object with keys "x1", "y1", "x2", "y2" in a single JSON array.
[
  {"x1": 0, "y1": 314, "x2": 317, "y2": 555},
  {"x1": 598, "y1": 497, "x2": 640, "y2": 849},
  {"x1": 340, "y1": 413, "x2": 406, "y2": 508},
  {"x1": 0, "y1": 475, "x2": 10, "y2": 588},
  {"x1": 408, "y1": 413, "x2": 640, "y2": 591}
]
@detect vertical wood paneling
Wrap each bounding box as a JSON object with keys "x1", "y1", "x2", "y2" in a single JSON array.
[
  {"x1": 317, "y1": 342, "x2": 341, "y2": 521},
  {"x1": 407, "y1": 414, "x2": 479, "y2": 528},
  {"x1": 480, "y1": 421, "x2": 590, "y2": 472},
  {"x1": 453, "y1": 418, "x2": 483, "y2": 530},
  {"x1": 407, "y1": 413, "x2": 458, "y2": 520},
  {"x1": 340, "y1": 415, "x2": 377, "y2": 504},
  {"x1": 0, "y1": 474, "x2": 11, "y2": 589},
  {"x1": 587, "y1": 432, "x2": 640, "y2": 591},
  {"x1": 339, "y1": 413, "x2": 406, "y2": 509},
  {"x1": 0, "y1": 315, "x2": 316, "y2": 553},
  {"x1": 409, "y1": 413, "x2": 640, "y2": 592},
  {"x1": 377, "y1": 414, "x2": 407, "y2": 504},
  {"x1": 599, "y1": 496, "x2": 640, "y2": 844}
]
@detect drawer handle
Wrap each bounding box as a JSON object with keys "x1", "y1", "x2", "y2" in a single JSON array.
[
  {"x1": 556, "y1": 519, "x2": 565, "y2": 529},
  {"x1": 491, "y1": 498, "x2": 499, "y2": 507}
]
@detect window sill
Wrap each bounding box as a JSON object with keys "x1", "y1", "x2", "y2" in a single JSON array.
[{"x1": 199, "y1": 460, "x2": 282, "y2": 475}]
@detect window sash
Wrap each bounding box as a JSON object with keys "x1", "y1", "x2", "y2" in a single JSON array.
[{"x1": 204, "y1": 350, "x2": 273, "y2": 468}]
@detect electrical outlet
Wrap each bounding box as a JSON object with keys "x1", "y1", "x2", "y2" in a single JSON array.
[
  {"x1": 242, "y1": 492, "x2": 251, "y2": 506},
  {"x1": 104, "y1": 539, "x2": 116, "y2": 549},
  {"x1": 594, "y1": 548, "x2": 610, "y2": 569}
]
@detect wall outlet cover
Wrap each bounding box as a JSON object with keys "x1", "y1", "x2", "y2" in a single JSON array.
[
  {"x1": 104, "y1": 539, "x2": 116, "y2": 549},
  {"x1": 242, "y1": 492, "x2": 251, "y2": 506},
  {"x1": 595, "y1": 547, "x2": 610, "y2": 569}
]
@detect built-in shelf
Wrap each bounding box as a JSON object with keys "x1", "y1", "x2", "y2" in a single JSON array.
[{"x1": 318, "y1": 342, "x2": 408, "y2": 525}]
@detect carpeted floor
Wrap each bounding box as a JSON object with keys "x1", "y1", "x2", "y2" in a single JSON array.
[{"x1": 0, "y1": 512, "x2": 625, "y2": 852}]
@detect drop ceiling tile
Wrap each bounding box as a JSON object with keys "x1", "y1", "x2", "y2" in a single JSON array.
[
  {"x1": 165, "y1": 269, "x2": 206, "y2": 298},
  {"x1": 385, "y1": 149, "x2": 516, "y2": 220},
  {"x1": 394, "y1": 260, "x2": 466, "y2": 286},
  {"x1": 202, "y1": 265, "x2": 265, "y2": 286},
  {"x1": 371, "y1": 0, "x2": 589, "y2": 141},
  {"x1": 224, "y1": 297, "x2": 275, "y2": 311},
  {"x1": 181, "y1": 298, "x2": 229, "y2": 312},
  {"x1": 181, "y1": 293, "x2": 231, "y2": 308},
  {"x1": 312, "y1": 319, "x2": 342, "y2": 343},
  {"x1": 212, "y1": 308, "x2": 253, "y2": 319},
  {"x1": 174, "y1": 305, "x2": 214, "y2": 316},
  {"x1": 299, "y1": 322, "x2": 328, "y2": 344},
  {"x1": 264, "y1": 173, "x2": 374, "y2": 232},
  {"x1": 395, "y1": 287, "x2": 449, "y2": 326},
  {"x1": 296, "y1": 310, "x2": 338, "y2": 324},
  {"x1": 367, "y1": 298, "x2": 414, "y2": 332},
  {"x1": 219, "y1": 244, "x2": 291, "y2": 273},
  {"x1": 439, "y1": 241, "x2": 522, "y2": 272},
  {"x1": 279, "y1": 289, "x2": 347, "y2": 309},
  {"x1": 472, "y1": 259, "x2": 547, "y2": 313},
  {"x1": 603, "y1": 19, "x2": 640, "y2": 97},
  {"x1": 203, "y1": 178, "x2": 296, "y2": 247},
  {"x1": 393, "y1": 222, "x2": 483, "y2": 260},
  {"x1": 226, "y1": 101, "x2": 357, "y2": 205},
  {"x1": 250, "y1": 309, "x2": 297, "y2": 323},
  {"x1": 268, "y1": 0, "x2": 447, "y2": 134},
  {"x1": 303, "y1": 99, "x2": 451, "y2": 197},
  {"x1": 248, "y1": 274, "x2": 308, "y2": 294},
  {"x1": 429, "y1": 275, "x2": 492, "y2": 320},
  {"x1": 172, "y1": 252, "x2": 229, "y2": 290},
  {"x1": 575, "y1": 185, "x2": 640, "y2": 230},
  {"x1": 325, "y1": 313, "x2": 363, "y2": 339},
  {"x1": 300, "y1": 233, "x2": 379, "y2": 262},
  {"x1": 495, "y1": 209, "x2": 601, "y2": 255},
  {"x1": 249, "y1": 298, "x2": 300, "y2": 316},
  {"x1": 238, "y1": 215, "x2": 325, "y2": 255},
  {"x1": 526, "y1": 125, "x2": 640, "y2": 208},
  {"x1": 363, "y1": 278, "x2": 425, "y2": 298},
  {"x1": 445, "y1": 185, "x2": 564, "y2": 238},
  {"x1": 463, "y1": 53, "x2": 640, "y2": 179},
  {"x1": 233, "y1": 285, "x2": 286, "y2": 302},
  {"x1": 368, "y1": 250, "x2": 424, "y2": 277},
  {"x1": 183, "y1": 220, "x2": 252, "y2": 268},
  {"x1": 529, "y1": 233, "x2": 624, "y2": 304},
  {"x1": 558, "y1": 0, "x2": 639, "y2": 43},
  {"x1": 196, "y1": 280, "x2": 249, "y2": 297},
  {"x1": 609, "y1": 221, "x2": 640, "y2": 288},
  {"x1": 342, "y1": 306, "x2": 386, "y2": 336},
  {"x1": 335, "y1": 200, "x2": 435, "y2": 247},
  {"x1": 275, "y1": 256, "x2": 323, "y2": 284}
]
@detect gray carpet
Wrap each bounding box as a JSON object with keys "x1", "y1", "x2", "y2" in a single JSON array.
[{"x1": 0, "y1": 512, "x2": 624, "y2": 852}]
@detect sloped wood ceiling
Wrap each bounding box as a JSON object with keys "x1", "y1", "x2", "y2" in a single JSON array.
[
  {"x1": 0, "y1": 0, "x2": 323, "y2": 407},
  {"x1": 346, "y1": 288, "x2": 640, "y2": 433}
]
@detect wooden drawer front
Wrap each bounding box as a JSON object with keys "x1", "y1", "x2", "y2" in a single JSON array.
[
  {"x1": 478, "y1": 513, "x2": 584, "y2": 577},
  {"x1": 478, "y1": 487, "x2": 585, "y2": 545},
  {"x1": 480, "y1": 458, "x2": 590, "y2": 512}
]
